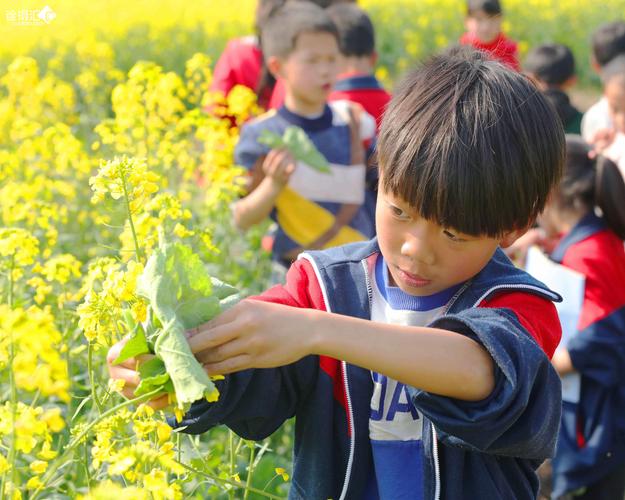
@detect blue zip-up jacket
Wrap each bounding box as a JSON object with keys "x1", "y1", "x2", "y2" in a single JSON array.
[
  {"x1": 550, "y1": 213, "x2": 625, "y2": 498},
  {"x1": 173, "y1": 239, "x2": 563, "y2": 499}
]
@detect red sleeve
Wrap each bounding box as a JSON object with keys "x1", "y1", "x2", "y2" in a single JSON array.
[
  {"x1": 250, "y1": 259, "x2": 327, "y2": 311},
  {"x1": 210, "y1": 38, "x2": 263, "y2": 96},
  {"x1": 479, "y1": 292, "x2": 562, "y2": 358},
  {"x1": 561, "y1": 230, "x2": 625, "y2": 330}
]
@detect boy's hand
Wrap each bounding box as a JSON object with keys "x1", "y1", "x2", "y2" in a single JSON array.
[
  {"x1": 106, "y1": 337, "x2": 169, "y2": 409},
  {"x1": 262, "y1": 148, "x2": 296, "y2": 188},
  {"x1": 187, "y1": 300, "x2": 314, "y2": 375}
]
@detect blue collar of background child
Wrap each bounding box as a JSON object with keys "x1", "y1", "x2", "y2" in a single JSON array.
[
  {"x1": 334, "y1": 74, "x2": 382, "y2": 92},
  {"x1": 550, "y1": 211, "x2": 607, "y2": 263},
  {"x1": 375, "y1": 254, "x2": 463, "y2": 311},
  {"x1": 278, "y1": 104, "x2": 333, "y2": 131}
]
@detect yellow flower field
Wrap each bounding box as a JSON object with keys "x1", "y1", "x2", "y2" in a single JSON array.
[{"x1": 1, "y1": 0, "x2": 624, "y2": 498}]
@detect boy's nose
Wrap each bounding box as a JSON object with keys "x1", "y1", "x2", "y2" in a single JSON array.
[{"x1": 400, "y1": 235, "x2": 436, "y2": 266}]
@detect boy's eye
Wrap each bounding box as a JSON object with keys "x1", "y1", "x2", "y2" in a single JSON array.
[
  {"x1": 443, "y1": 229, "x2": 464, "y2": 242},
  {"x1": 390, "y1": 205, "x2": 409, "y2": 219}
]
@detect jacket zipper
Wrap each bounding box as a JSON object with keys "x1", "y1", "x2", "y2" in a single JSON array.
[
  {"x1": 339, "y1": 361, "x2": 355, "y2": 500},
  {"x1": 300, "y1": 253, "x2": 356, "y2": 500}
]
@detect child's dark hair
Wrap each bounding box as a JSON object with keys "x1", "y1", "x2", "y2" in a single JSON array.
[
  {"x1": 326, "y1": 4, "x2": 375, "y2": 57},
  {"x1": 467, "y1": 0, "x2": 502, "y2": 16},
  {"x1": 602, "y1": 54, "x2": 625, "y2": 86},
  {"x1": 592, "y1": 21, "x2": 625, "y2": 68},
  {"x1": 524, "y1": 43, "x2": 575, "y2": 86},
  {"x1": 378, "y1": 47, "x2": 565, "y2": 237},
  {"x1": 558, "y1": 135, "x2": 625, "y2": 239},
  {"x1": 255, "y1": 0, "x2": 287, "y2": 100},
  {"x1": 260, "y1": 2, "x2": 339, "y2": 59}
]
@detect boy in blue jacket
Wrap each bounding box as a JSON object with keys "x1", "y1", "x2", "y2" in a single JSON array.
[{"x1": 108, "y1": 47, "x2": 565, "y2": 499}]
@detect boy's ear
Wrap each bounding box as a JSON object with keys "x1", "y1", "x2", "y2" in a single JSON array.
[
  {"x1": 591, "y1": 56, "x2": 601, "y2": 75},
  {"x1": 266, "y1": 55, "x2": 284, "y2": 79},
  {"x1": 370, "y1": 51, "x2": 378, "y2": 68},
  {"x1": 561, "y1": 75, "x2": 578, "y2": 89},
  {"x1": 499, "y1": 227, "x2": 531, "y2": 249}
]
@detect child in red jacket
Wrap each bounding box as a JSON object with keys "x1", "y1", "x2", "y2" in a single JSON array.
[
  {"x1": 538, "y1": 135, "x2": 625, "y2": 499},
  {"x1": 460, "y1": 0, "x2": 520, "y2": 71}
]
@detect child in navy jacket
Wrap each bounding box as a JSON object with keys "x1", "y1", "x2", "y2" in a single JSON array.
[
  {"x1": 108, "y1": 48, "x2": 565, "y2": 499},
  {"x1": 537, "y1": 136, "x2": 625, "y2": 500}
]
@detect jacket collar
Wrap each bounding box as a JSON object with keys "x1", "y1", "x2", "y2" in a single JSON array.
[
  {"x1": 334, "y1": 74, "x2": 383, "y2": 92},
  {"x1": 277, "y1": 104, "x2": 333, "y2": 132},
  {"x1": 550, "y1": 211, "x2": 606, "y2": 263}
]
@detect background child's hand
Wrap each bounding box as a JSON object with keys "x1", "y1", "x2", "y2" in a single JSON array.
[
  {"x1": 589, "y1": 127, "x2": 616, "y2": 154},
  {"x1": 503, "y1": 227, "x2": 546, "y2": 266},
  {"x1": 186, "y1": 299, "x2": 315, "y2": 375},
  {"x1": 262, "y1": 148, "x2": 296, "y2": 188},
  {"x1": 106, "y1": 337, "x2": 170, "y2": 409}
]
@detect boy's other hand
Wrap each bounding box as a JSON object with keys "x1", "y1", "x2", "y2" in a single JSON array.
[
  {"x1": 262, "y1": 148, "x2": 296, "y2": 188},
  {"x1": 187, "y1": 300, "x2": 314, "y2": 375},
  {"x1": 106, "y1": 337, "x2": 169, "y2": 410}
]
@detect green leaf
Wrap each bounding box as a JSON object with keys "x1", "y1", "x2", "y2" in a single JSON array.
[
  {"x1": 136, "y1": 237, "x2": 240, "y2": 408},
  {"x1": 257, "y1": 126, "x2": 331, "y2": 173},
  {"x1": 113, "y1": 312, "x2": 150, "y2": 365},
  {"x1": 135, "y1": 357, "x2": 170, "y2": 396}
]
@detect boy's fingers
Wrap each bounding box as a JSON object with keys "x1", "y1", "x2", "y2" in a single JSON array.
[
  {"x1": 187, "y1": 304, "x2": 240, "y2": 340},
  {"x1": 196, "y1": 339, "x2": 247, "y2": 365},
  {"x1": 203, "y1": 354, "x2": 252, "y2": 375},
  {"x1": 110, "y1": 365, "x2": 141, "y2": 388},
  {"x1": 147, "y1": 394, "x2": 170, "y2": 410},
  {"x1": 187, "y1": 322, "x2": 240, "y2": 354}
]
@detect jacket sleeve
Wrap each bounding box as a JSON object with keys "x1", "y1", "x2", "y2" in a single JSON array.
[
  {"x1": 169, "y1": 260, "x2": 324, "y2": 439},
  {"x1": 409, "y1": 303, "x2": 562, "y2": 460},
  {"x1": 561, "y1": 238, "x2": 625, "y2": 386}
]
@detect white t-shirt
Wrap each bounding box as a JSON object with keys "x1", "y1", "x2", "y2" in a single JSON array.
[
  {"x1": 581, "y1": 97, "x2": 611, "y2": 143},
  {"x1": 364, "y1": 254, "x2": 462, "y2": 500}
]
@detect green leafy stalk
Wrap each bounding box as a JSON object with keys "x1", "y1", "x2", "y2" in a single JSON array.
[
  {"x1": 131, "y1": 233, "x2": 240, "y2": 409},
  {"x1": 121, "y1": 170, "x2": 144, "y2": 261},
  {"x1": 258, "y1": 126, "x2": 331, "y2": 173}
]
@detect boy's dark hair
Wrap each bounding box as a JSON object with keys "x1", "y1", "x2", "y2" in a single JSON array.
[
  {"x1": 378, "y1": 47, "x2": 565, "y2": 237},
  {"x1": 560, "y1": 135, "x2": 625, "y2": 239},
  {"x1": 524, "y1": 43, "x2": 575, "y2": 86},
  {"x1": 592, "y1": 21, "x2": 625, "y2": 68},
  {"x1": 602, "y1": 54, "x2": 625, "y2": 86},
  {"x1": 260, "y1": 1, "x2": 339, "y2": 59},
  {"x1": 467, "y1": 0, "x2": 502, "y2": 16},
  {"x1": 326, "y1": 4, "x2": 375, "y2": 57}
]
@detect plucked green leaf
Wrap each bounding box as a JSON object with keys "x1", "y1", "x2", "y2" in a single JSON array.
[
  {"x1": 136, "y1": 237, "x2": 239, "y2": 408},
  {"x1": 257, "y1": 126, "x2": 331, "y2": 173},
  {"x1": 113, "y1": 310, "x2": 150, "y2": 365}
]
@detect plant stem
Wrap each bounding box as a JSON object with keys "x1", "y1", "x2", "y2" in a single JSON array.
[
  {"x1": 177, "y1": 462, "x2": 283, "y2": 500},
  {"x1": 228, "y1": 430, "x2": 235, "y2": 500},
  {"x1": 121, "y1": 173, "x2": 143, "y2": 262},
  {"x1": 87, "y1": 343, "x2": 103, "y2": 414},
  {"x1": 31, "y1": 387, "x2": 164, "y2": 499},
  {"x1": 243, "y1": 444, "x2": 256, "y2": 500}
]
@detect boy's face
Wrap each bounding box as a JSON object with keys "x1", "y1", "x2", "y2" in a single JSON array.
[
  {"x1": 375, "y1": 185, "x2": 519, "y2": 296},
  {"x1": 269, "y1": 31, "x2": 339, "y2": 114},
  {"x1": 465, "y1": 10, "x2": 502, "y2": 44},
  {"x1": 605, "y1": 76, "x2": 625, "y2": 133}
]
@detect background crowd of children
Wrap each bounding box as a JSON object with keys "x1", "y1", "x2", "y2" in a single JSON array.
[{"x1": 206, "y1": 1, "x2": 625, "y2": 498}]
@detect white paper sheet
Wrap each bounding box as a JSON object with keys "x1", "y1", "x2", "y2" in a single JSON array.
[{"x1": 526, "y1": 246, "x2": 585, "y2": 403}]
